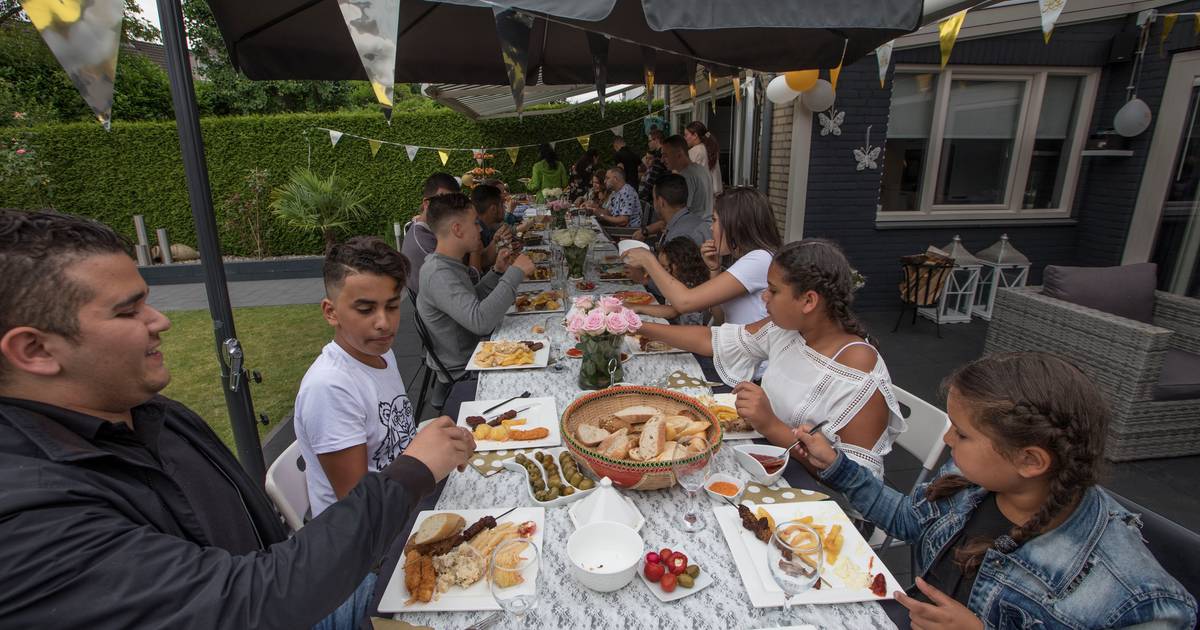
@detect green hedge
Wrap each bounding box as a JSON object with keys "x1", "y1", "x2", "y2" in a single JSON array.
[{"x1": 0, "y1": 101, "x2": 656, "y2": 255}]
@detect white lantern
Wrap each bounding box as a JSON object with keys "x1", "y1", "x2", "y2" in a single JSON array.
[
  {"x1": 972, "y1": 234, "x2": 1031, "y2": 320},
  {"x1": 919, "y1": 235, "x2": 982, "y2": 325}
]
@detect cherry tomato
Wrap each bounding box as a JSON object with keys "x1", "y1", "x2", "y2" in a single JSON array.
[
  {"x1": 668, "y1": 553, "x2": 688, "y2": 575},
  {"x1": 660, "y1": 573, "x2": 677, "y2": 593},
  {"x1": 659, "y1": 548, "x2": 673, "y2": 563},
  {"x1": 644, "y1": 561, "x2": 665, "y2": 582},
  {"x1": 645, "y1": 552, "x2": 660, "y2": 565}
]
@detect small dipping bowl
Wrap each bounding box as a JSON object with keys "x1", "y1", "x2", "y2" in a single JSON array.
[
  {"x1": 733, "y1": 444, "x2": 789, "y2": 485},
  {"x1": 566, "y1": 521, "x2": 643, "y2": 592},
  {"x1": 704, "y1": 472, "x2": 746, "y2": 504}
]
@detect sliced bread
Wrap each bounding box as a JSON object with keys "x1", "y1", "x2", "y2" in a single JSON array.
[
  {"x1": 597, "y1": 427, "x2": 628, "y2": 455},
  {"x1": 412, "y1": 512, "x2": 466, "y2": 546},
  {"x1": 652, "y1": 441, "x2": 679, "y2": 462},
  {"x1": 663, "y1": 415, "x2": 691, "y2": 441},
  {"x1": 639, "y1": 416, "x2": 667, "y2": 458},
  {"x1": 576, "y1": 424, "x2": 611, "y2": 446},
  {"x1": 679, "y1": 419, "x2": 711, "y2": 437},
  {"x1": 612, "y1": 405, "x2": 661, "y2": 424}
]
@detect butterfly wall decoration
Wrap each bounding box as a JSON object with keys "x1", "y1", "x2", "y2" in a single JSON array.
[
  {"x1": 854, "y1": 125, "x2": 881, "y2": 171},
  {"x1": 819, "y1": 108, "x2": 844, "y2": 136}
]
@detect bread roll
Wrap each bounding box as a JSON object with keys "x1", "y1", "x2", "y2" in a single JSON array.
[
  {"x1": 652, "y1": 441, "x2": 679, "y2": 462},
  {"x1": 603, "y1": 435, "x2": 634, "y2": 460},
  {"x1": 576, "y1": 424, "x2": 611, "y2": 446},
  {"x1": 597, "y1": 428, "x2": 628, "y2": 456},
  {"x1": 612, "y1": 405, "x2": 661, "y2": 424},
  {"x1": 627, "y1": 446, "x2": 647, "y2": 462},
  {"x1": 664, "y1": 415, "x2": 691, "y2": 441},
  {"x1": 639, "y1": 416, "x2": 666, "y2": 458},
  {"x1": 599, "y1": 416, "x2": 633, "y2": 434},
  {"x1": 679, "y1": 420, "x2": 711, "y2": 437},
  {"x1": 413, "y1": 512, "x2": 466, "y2": 545}
]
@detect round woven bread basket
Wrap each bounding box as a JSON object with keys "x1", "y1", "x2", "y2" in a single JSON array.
[{"x1": 561, "y1": 385, "x2": 722, "y2": 490}]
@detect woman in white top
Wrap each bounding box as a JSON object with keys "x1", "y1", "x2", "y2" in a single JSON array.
[
  {"x1": 621, "y1": 187, "x2": 780, "y2": 326},
  {"x1": 637, "y1": 239, "x2": 905, "y2": 478},
  {"x1": 685, "y1": 121, "x2": 723, "y2": 196}
]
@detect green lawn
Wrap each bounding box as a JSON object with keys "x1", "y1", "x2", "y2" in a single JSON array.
[{"x1": 159, "y1": 303, "x2": 332, "y2": 450}]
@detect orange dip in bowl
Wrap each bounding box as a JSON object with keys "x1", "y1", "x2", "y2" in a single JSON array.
[{"x1": 708, "y1": 480, "x2": 740, "y2": 496}]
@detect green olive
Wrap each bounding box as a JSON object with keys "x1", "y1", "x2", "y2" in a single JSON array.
[
  {"x1": 677, "y1": 573, "x2": 695, "y2": 588},
  {"x1": 562, "y1": 486, "x2": 575, "y2": 496},
  {"x1": 547, "y1": 487, "x2": 560, "y2": 499},
  {"x1": 686, "y1": 565, "x2": 700, "y2": 578},
  {"x1": 578, "y1": 479, "x2": 595, "y2": 490}
]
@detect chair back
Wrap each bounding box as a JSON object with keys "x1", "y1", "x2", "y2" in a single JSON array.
[
  {"x1": 264, "y1": 440, "x2": 308, "y2": 532},
  {"x1": 898, "y1": 254, "x2": 954, "y2": 307},
  {"x1": 892, "y1": 386, "x2": 951, "y2": 473},
  {"x1": 1108, "y1": 491, "x2": 1200, "y2": 607}
]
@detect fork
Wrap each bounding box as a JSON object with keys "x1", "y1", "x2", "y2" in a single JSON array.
[{"x1": 460, "y1": 611, "x2": 501, "y2": 630}]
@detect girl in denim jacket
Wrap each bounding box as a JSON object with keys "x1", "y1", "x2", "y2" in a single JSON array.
[{"x1": 792, "y1": 352, "x2": 1196, "y2": 629}]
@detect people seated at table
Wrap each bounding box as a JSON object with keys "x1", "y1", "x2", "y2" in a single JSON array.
[
  {"x1": 294, "y1": 237, "x2": 417, "y2": 518},
  {"x1": 590, "y1": 167, "x2": 641, "y2": 228},
  {"x1": 401, "y1": 172, "x2": 460, "y2": 294},
  {"x1": 526, "y1": 142, "x2": 568, "y2": 200},
  {"x1": 639, "y1": 128, "x2": 668, "y2": 203},
  {"x1": 612, "y1": 135, "x2": 642, "y2": 190},
  {"x1": 622, "y1": 186, "x2": 779, "y2": 326},
  {"x1": 417, "y1": 193, "x2": 534, "y2": 405},
  {"x1": 791, "y1": 352, "x2": 1198, "y2": 629},
  {"x1": 661, "y1": 133, "x2": 713, "y2": 223},
  {"x1": 635, "y1": 173, "x2": 709, "y2": 248},
  {"x1": 636, "y1": 238, "x2": 904, "y2": 479},
  {"x1": 568, "y1": 148, "x2": 598, "y2": 200},
  {"x1": 648, "y1": 237, "x2": 710, "y2": 326},
  {"x1": 0, "y1": 209, "x2": 475, "y2": 628},
  {"x1": 468, "y1": 183, "x2": 511, "y2": 271},
  {"x1": 685, "y1": 120, "x2": 724, "y2": 197},
  {"x1": 577, "y1": 170, "x2": 608, "y2": 207}
]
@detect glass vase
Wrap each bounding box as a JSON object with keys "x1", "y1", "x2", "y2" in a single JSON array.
[
  {"x1": 563, "y1": 244, "x2": 590, "y2": 280},
  {"x1": 576, "y1": 333, "x2": 624, "y2": 390}
]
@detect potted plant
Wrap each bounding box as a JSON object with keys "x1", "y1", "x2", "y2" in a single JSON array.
[
  {"x1": 565, "y1": 295, "x2": 643, "y2": 390},
  {"x1": 270, "y1": 167, "x2": 369, "y2": 251}
]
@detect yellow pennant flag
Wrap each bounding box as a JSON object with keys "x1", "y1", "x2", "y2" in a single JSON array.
[
  {"x1": 368, "y1": 139, "x2": 382, "y2": 158},
  {"x1": 829, "y1": 63, "x2": 843, "y2": 91},
  {"x1": 939, "y1": 10, "x2": 968, "y2": 68},
  {"x1": 732, "y1": 76, "x2": 742, "y2": 104},
  {"x1": 577, "y1": 135, "x2": 590, "y2": 150},
  {"x1": 438, "y1": 150, "x2": 450, "y2": 166},
  {"x1": 1161, "y1": 13, "x2": 1178, "y2": 57},
  {"x1": 506, "y1": 147, "x2": 520, "y2": 163}
]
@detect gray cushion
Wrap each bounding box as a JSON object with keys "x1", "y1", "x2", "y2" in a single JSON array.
[
  {"x1": 1155, "y1": 349, "x2": 1200, "y2": 402},
  {"x1": 1042, "y1": 263, "x2": 1157, "y2": 323}
]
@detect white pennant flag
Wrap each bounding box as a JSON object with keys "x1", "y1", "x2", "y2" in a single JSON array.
[
  {"x1": 329, "y1": 130, "x2": 344, "y2": 146},
  {"x1": 336, "y1": 0, "x2": 401, "y2": 121},
  {"x1": 550, "y1": 140, "x2": 558, "y2": 149},
  {"x1": 405, "y1": 145, "x2": 419, "y2": 161},
  {"x1": 611, "y1": 124, "x2": 624, "y2": 137},
  {"x1": 876, "y1": 40, "x2": 895, "y2": 88},
  {"x1": 1039, "y1": 0, "x2": 1067, "y2": 43}
]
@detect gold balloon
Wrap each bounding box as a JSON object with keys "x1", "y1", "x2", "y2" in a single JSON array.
[{"x1": 784, "y1": 69, "x2": 819, "y2": 92}]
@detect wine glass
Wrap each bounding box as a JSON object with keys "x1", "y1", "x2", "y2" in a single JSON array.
[
  {"x1": 672, "y1": 436, "x2": 712, "y2": 532},
  {"x1": 490, "y1": 538, "x2": 540, "y2": 618},
  {"x1": 768, "y1": 521, "x2": 823, "y2": 615}
]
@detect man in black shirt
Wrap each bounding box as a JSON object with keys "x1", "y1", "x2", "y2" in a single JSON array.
[
  {"x1": 0, "y1": 209, "x2": 475, "y2": 628},
  {"x1": 612, "y1": 135, "x2": 641, "y2": 191}
]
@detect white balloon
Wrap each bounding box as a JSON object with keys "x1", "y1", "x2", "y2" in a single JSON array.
[
  {"x1": 802, "y1": 79, "x2": 836, "y2": 112},
  {"x1": 766, "y1": 76, "x2": 801, "y2": 105},
  {"x1": 1114, "y1": 98, "x2": 1152, "y2": 137}
]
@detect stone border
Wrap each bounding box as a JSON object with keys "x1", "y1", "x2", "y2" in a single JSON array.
[{"x1": 138, "y1": 257, "x2": 324, "y2": 286}]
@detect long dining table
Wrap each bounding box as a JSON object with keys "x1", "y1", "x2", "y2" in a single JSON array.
[{"x1": 377, "y1": 219, "x2": 900, "y2": 630}]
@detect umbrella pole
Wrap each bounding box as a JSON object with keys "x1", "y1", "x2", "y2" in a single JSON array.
[{"x1": 157, "y1": 0, "x2": 266, "y2": 480}]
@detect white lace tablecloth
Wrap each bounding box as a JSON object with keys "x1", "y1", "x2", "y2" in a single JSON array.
[{"x1": 393, "y1": 251, "x2": 896, "y2": 630}]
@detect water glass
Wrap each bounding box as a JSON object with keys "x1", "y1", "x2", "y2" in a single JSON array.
[
  {"x1": 544, "y1": 315, "x2": 567, "y2": 372},
  {"x1": 672, "y1": 436, "x2": 711, "y2": 532},
  {"x1": 768, "y1": 521, "x2": 823, "y2": 613},
  {"x1": 490, "y1": 538, "x2": 540, "y2": 618}
]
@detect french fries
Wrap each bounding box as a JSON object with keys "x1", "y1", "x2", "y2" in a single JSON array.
[
  {"x1": 472, "y1": 341, "x2": 535, "y2": 368},
  {"x1": 779, "y1": 516, "x2": 846, "y2": 566}
]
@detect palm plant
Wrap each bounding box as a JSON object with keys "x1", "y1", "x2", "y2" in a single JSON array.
[{"x1": 270, "y1": 167, "x2": 370, "y2": 251}]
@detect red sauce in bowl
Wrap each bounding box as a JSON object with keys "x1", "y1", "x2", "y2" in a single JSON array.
[{"x1": 749, "y1": 452, "x2": 784, "y2": 474}]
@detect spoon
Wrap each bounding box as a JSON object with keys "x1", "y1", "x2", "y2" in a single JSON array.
[{"x1": 481, "y1": 391, "x2": 531, "y2": 415}]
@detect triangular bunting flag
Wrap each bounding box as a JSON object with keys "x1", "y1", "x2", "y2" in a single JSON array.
[
  {"x1": 641, "y1": 46, "x2": 657, "y2": 112},
  {"x1": 587, "y1": 32, "x2": 610, "y2": 117},
  {"x1": 687, "y1": 60, "x2": 698, "y2": 100},
  {"x1": 369, "y1": 139, "x2": 383, "y2": 158},
  {"x1": 939, "y1": 10, "x2": 968, "y2": 68},
  {"x1": 876, "y1": 40, "x2": 895, "y2": 88},
  {"x1": 506, "y1": 147, "x2": 520, "y2": 164},
  {"x1": 707, "y1": 68, "x2": 717, "y2": 113},
  {"x1": 1161, "y1": 13, "x2": 1178, "y2": 57},
  {"x1": 329, "y1": 130, "x2": 344, "y2": 147},
  {"x1": 733, "y1": 75, "x2": 742, "y2": 104},
  {"x1": 405, "y1": 145, "x2": 419, "y2": 161},
  {"x1": 21, "y1": 0, "x2": 123, "y2": 130},
  {"x1": 550, "y1": 140, "x2": 558, "y2": 149},
  {"x1": 830, "y1": 63, "x2": 843, "y2": 91},
  {"x1": 1039, "y1": 0, "x2": 1067, "y2": 43},
  {"x1": 438, "y1": 150, "x2": 450, "y2": 166},
  {"x1": 493, "y1": 7, "x2": 535, "y2": 116},
  {"x1": 577, "y1": 135, "x2": 591, "y2": 150},
  {"x1": 336, "y1": 0, "x2": 400, "y2": 120},
  {"x1": 611, "y1": 124, "x2": 624, "y2": 137}
]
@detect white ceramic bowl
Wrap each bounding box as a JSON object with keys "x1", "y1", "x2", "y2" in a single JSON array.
[
  {"x1": 704, "y1": 472, "x2": 746, "y2": 504},
  {"x1": 733, "y1": 443, "x2": 789, "y2": 485},
  {"x1": 566, "y1": 521, "x2": 643, "y2": 592}
]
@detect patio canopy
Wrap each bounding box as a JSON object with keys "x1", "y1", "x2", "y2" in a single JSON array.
[{"x1": 204, "y1": 0, "x2": 924, "y2": 85}]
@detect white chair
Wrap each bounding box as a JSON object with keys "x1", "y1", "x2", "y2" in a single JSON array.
[
  {"x1": 265, "y1": 440, "x2": 309, "y2": 532},
  {"x1": 869, "y1": 385, "x2": 952, "y2": 551}
]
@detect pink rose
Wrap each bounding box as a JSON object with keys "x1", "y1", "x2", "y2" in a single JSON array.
[
  {"x1": 623, "y1": 309, "x2": 642, "y2": 332},
  {"x1": 567, "y1": 316, "x2": 584, "y2": 336},
  {"x1": 599, "y1": 296, "x2": 623, "y2": 313},
  {"x1": 573, "y1": 296, "x2": 594, "y2": 311},
  {"x1": 605, "y1": 312, "x2": 629, "y2": 335},
  {"x1": 581, "y1": 310, "x2": 607, "y2": 335}
]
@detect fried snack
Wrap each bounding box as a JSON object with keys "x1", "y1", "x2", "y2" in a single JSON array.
[
  {"x1": 509, "y1": 426, "x2": 549, "y2": 441},
  {"x1": 404, "y1": 550, "x2": 422, "y2": 594},
  {"x1": 500, "y1": 417, "x2": 527, "y2": 427},
  {"x1": 473, "y1": 423, "x2": 491, "y2": 440},
  {"x1": 404, "y1": 551, "x2": 436, "y2": 604},
  {"x1": 472, "y1": 341, "x2": 536, "y2": 367},
  {"x1": 755, "y1": 507, "x2": 777, "y2": 533},
  {"x1": 491, "y1": 540, "x2": 529, "y2": 589}
]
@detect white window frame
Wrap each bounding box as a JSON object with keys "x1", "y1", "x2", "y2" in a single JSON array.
[{"x1": 878, "y1": 65, "x2": 1100, "y2": 223}]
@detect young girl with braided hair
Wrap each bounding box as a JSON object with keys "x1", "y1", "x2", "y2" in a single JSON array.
[
  {"x1": 637, "y1": 238, "x2": 905, "y2": 479},
  {"x1": 792, "y1": 352, "x2": 1196, "y2": 629}
]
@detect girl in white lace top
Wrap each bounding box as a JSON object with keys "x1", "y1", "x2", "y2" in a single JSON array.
[{"x1": 637, "y1": 239, "x2": 905, "y2": 479}]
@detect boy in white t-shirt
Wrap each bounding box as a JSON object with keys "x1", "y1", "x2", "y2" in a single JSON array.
[{"x1": 294, "y1": 237, "x2": 418, "y2": 517}]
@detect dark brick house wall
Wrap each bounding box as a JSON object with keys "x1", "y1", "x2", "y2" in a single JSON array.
[{"x1": 803, "y1": 2, "x2": 1200, "y2": 310}]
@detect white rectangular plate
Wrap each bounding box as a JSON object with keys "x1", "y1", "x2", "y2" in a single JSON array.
[
  {"x1": 379, "y1": 507, "x2": 546, "y2": 613},
  {"x1": 711, "y1": 393, "x2": 764, "y2": 441},
  {"x1": 505, "y1": 291, "x2": 566, "y2": 316},
  {"x1": 714, "y1": 502, "x2": 902, "y2": 607},
  {"x1": 465, "y1": 341, "x2": 550, "y2": 371},
  {"x1": 457, "y1": 397, "x2": 560, "y2": 452}
]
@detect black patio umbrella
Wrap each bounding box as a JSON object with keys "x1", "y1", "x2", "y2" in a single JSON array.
[{"x1": 206, "y1": 0, "x2": 923, "y2": 85}]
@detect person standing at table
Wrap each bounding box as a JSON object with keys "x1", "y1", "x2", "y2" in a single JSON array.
[
  {"x1": 612, "y1": 135, "x2": 642, "y2": 190},
  {"x1": 590, "y1": 167, "x2": 641, "y2": 228},
  {"x1": 401, "y1": 172, "x2": 460, "y2": 295},
  {"x1": 661, "y1": 134, "x2": 713, "y2": 224},
  {"x1": 635, "y1": 238, "x2": 905, "y2": 480},
  {"x1": 0, "y1": 209, "x2": 475, "y2": 629},
  {"x1": 417, "y1": 193, "x2": 535, "y2": 405},
  {"x1": 526, "y1": 143, "x2": 568, "y2": 200},
  {"x1": 685, "y1": 121, "x2": 723, "y2": 197},
  {"x1": 622, "y1": 186, "x2": 777, "y2": 326}
]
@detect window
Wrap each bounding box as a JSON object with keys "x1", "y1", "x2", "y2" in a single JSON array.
[{"x1": 879, "y1": 66, "x2": 1098, "y2": 221}]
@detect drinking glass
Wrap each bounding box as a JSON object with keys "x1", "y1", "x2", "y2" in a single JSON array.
[
  {"x1": 490, "y1": 538, "x2": 540, "y2": 618},
  {"x1": 544, "y1": 315, "x2": 567, "y2": 373},
  {"x1": 672, "y1": 436, "x2": 711, "y2": 532},
  {"x1": 768, "y1": 521, "x2": 823, "y2": 615}
]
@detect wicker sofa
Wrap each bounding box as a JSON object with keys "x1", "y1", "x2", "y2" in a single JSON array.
[{"x1": 984, "y1": 286, "x2": 1200, "y2": 461}]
